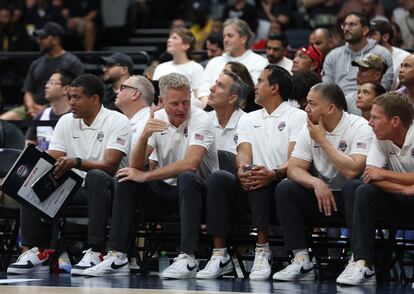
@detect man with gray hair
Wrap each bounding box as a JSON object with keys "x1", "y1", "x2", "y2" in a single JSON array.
[
  {"x1": 82, "y1": 73, "x2": 219, "y2": 278},
  {"x1": 207, "y1": 70, "x2": 248, "y2": 155},
  {"x1": 114, "y1": 75, "x2": 154, "y2": 146},
  {"x1": 199, "y1": 18, "x2": 268, "y2": 103}
]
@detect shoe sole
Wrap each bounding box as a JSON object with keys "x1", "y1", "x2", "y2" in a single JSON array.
[
  {"x1": 71, "y1": 268, "x2": 89, "y2": 276},
  {"x1": 196, "y1": 266, "x2": 234, "y2": 279},
  {"x1": 83, "y1": 270, "x2": 130, "y2": 277},
  {"x1": 273, "y1": 272, "x2": 315, "y2": 282},
  {"x1": 249, "y1": 272, "x2": 271, "y2": 281},
  {"x1": 161, "y1": 271, "x2": 197, "y2": 279},
  {"x1": 7, "y1": 265, "x2": 49, "y2": 275},
  {"x1": 336, "y1": 278, "x2": 376, "y2": 286}
]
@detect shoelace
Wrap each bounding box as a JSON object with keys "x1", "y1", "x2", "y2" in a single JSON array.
[
  {"x1": 280, "y1": 258, "x2": 303, "y2": 273},
  {"x1": 169, "y1": 254, "x2": 189, "y2": 270},
  {"x1": 16, "y1": 249, "x2": 33, "y2": 262},
  {"x1": 81, "y1": 248, "x2": 98, "y2": 262},
  {"x1": 103, "y1": 251, "x2": 115, "y2": 260},
  {"x1": 341, "y1": 261, "x2": 359, "y2": 277},
  {"x1": 203, "y1": 255, "x2": 221, "y2": 272},
  {"x1": 252, "y1": 252, "x2": 268, "y2": 271}
]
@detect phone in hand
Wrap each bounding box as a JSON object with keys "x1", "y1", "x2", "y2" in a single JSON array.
[{"x1": 243, "y1": 164, "x2": 257, "y2": 172}]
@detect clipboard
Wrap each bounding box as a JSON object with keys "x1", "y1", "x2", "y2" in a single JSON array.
[{"x1": 0, "y1": 144, "x2": 83, "y2": 221}]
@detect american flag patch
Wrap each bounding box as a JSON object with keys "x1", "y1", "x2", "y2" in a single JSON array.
[
  {"x1": 194, "y1": 133, "x2": 204, "y2": 141},
  {"x1": 356, "y1": 142, "x2": 367, "y2": 149},
  {"x1": 117, "y1": 137, "x2": 126, "y2": 145}
]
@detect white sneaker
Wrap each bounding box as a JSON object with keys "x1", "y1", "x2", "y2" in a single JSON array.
[
  {"x1": 129, "y1": 257, "x2": 140, "y2": 273},
  {"x1": 196, "y1": 253, "x2": 233, "y2": 279},
  {"x1": 70, "y1": 248, "x2": 103, "y2": 275},
  {"x1": 83, "y1": 251, "x2": 130, "y2": 277},
  {"x1": 7, "y1": 247, "x2": 49, "y2": 275},
  {"x1": 336, "y1": 260, "x2": 376, "y2": 286},
  {"x1": 272, "y1": 255, "x2": 315, "y2": 281},
  {"x1": 161, "y1": 253, "x2": 199, "y2": 279},
  {"x1": 249, "y1": 248, "x2": 272, "y2": 281}
]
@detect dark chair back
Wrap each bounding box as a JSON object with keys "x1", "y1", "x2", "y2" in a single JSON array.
[{"x1": 0, "y1": 120, "x2": 25, "y2": 150}]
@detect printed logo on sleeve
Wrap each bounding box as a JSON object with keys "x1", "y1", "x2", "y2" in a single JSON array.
[
  {"x1": 356, "y1": 142, "x2": 367, "y2": 149},
  {"x1": 116, "y1": 137, "x2": 126, "y2": 145},
  {"x1": 194, "y1": 133, "x2": 204, "y2": 141}
]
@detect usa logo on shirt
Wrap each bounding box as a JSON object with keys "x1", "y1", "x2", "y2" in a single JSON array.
[
  {"x1": 97, "y1": 131, "x2": 104, "y2": 142},
  {"x1": 278, "y1": 121, "x2": 286, "y2": 131},
  {"x1": 234, "y1": 134, "x2": 238, "y2": 144},
  {"x1": 195, "y1": 133, "x2": 204, "y2": 141},
  {"x1": 339, "y1": 140, "x2": 347, "y2": 152},
  {"x1": 411, "y1": 148, "x2": 414, "y2": 157},
  {"x1": 184, "y1": 127, "x2": 188, "y2": 137}
]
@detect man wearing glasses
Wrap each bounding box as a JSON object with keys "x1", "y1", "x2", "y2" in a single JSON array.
[
  {"x1": 100, "y1": 52, "x2": 134, "y2": 111},
  {"x1": 322, "y1": 13, "x2": 393, "y2": 100},
  {"x1": 197, "y1": 65, "x2": 306, "y2": 280}
]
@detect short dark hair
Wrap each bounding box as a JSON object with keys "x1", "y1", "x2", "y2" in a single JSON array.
[
  {"x1": 70, "y1": 74, "x2": 104, "y2": 103},
  {"x1": 373, "y1": 92, "x2": 414, "y2": 128},
  {"x1": 292, "y1": 70, "x2": 321, "y2": 105},
  {"x1": 54, "y1": 69, "x2": 76, "y2": 87},
  {"x1": 346, "y1": 12, "x2": 370, "y2": 29},
  {"x1": 264, "y1": 64, "x2": 292, "y2": 101},
  {"x1": 267, "y1": 32, "x2": 289, "y2": 48},
  {"x1": 311, "y1": 83, "x2": 348, "y2": 111},
  {"x1": 222, "y1": 70, "x2": 250, "y2": 107},
  {"x1": 361, "y1": 81, "x2": 386, "y2": 97},
  {"x1": 207, "y1": 32, "x2": 224, "y2": 50}
]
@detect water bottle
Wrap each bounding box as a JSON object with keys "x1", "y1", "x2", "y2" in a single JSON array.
[{"x1": 158, "y1": 251, "x2": 170, "y2": 273}]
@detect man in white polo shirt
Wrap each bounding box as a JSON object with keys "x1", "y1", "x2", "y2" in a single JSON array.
[
  {"x1": 199, "y1": 18, "x2": 268, "y2": 103},
  {"x1": 81, "y1": 73, "x2": 218, "y2": 278},
  {"x1": 114, "y1": 75, "x2": 154, "y2": 146},
  {"x1": 337, "y1": 92, "x2": 414, "y2": 286},
  {"x1": 7, "y1": 74, "x2": 131, "y2": 275},
  {"x1": 207, "y1": 69, "x2": 248, "y2": 155},
  {"x1": 273, "y1": 83, "x2": 373, "y2": 282},
  {"x1": 196, "y1": 65, "x2": 306, "y2": 280}
]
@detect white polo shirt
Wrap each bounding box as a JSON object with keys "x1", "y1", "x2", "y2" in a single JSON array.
[
  {"x1": 208, "y1": 108, "x2": 245, "y2": 155},
  {"x1": 367, "y1": 123, "x2": 414, "y2": 172},
  {"x1": 236, "y1": 102, "x2": 306, "y2": 169},
  {"x1": 130, "y1": 106, "x2": 150, "y2": 147},
  {"x1": 49, "y1": 106, "x2": 131, "y2": 178},
  {"x1": 292, "y1": 112, "x2": 373, "y2": 190},
  {"x1": 148, "y1": 106, "x2": 219, "y2": 186}
]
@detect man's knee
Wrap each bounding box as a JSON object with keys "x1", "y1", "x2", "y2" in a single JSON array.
[
  {"x1": 177, "y1": 171, "x2": 199, "y2": 186},
  {"x1": 354, "y1": 183, "x2": 379, "y2": 207},
  {"x1": 275, "y1": 180, "x2": 299, "y2": 204},
  {"x1": 85, "y1": 169, "x2": 111, "y2": 185}
]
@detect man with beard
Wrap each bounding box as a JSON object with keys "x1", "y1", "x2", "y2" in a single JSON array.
[
  {"x1": 322, "y1": 13, "x2": 393, "y2": 98},
  {"x1": 99, "y1": 52, "x2": 134, "y2": 111},
  {"x1": 266, "y1": 32, "x2": 292, "y2": 74},
  {"x1": 0, "y1": 21, "x2": 84, "y2": 120}
]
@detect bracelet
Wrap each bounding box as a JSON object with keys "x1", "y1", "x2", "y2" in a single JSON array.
[{"x1": 75, "y1": 157, "x2": 82, "y2": 169}]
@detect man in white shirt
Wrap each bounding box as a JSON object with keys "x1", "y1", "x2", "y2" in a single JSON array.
[
  {"x1": 207, "y1": 70, "x2": 248, "y2": 155},
  {"x1": 337, "y1": 92, "x2": 414, "y2": 286},
  {"x1": 369, "y1": 20, "x2": 411, "y2": 90},
  {"x1": 114, "y1": 75, "x2": 154, "y2": 146},
  {"x1": 200, "y1": 18, "x2": 268, "y2": 101},
  {"x1": 398, "y1": 54, "x2": 414, "y2": 104},
  {"x1": 81, "y1": 73, "x2": 219, "y2": 278},
  {"x1": 7, "y1": 74, "x2": 131, "y2": 275},
  {"x1": 273, "y1": 83, "x2": 373, "y2": 282},
  {"x1": 196, "y1": 65, "x2": 306, "y2": 280},
  {"x1": 266, "y1": 32, "x2": 293, "y2": 74}
]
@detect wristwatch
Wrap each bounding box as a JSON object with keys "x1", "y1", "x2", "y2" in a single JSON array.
[
  {"x1": 75, "y1": 157, "x2": 82, "y2": 169},
  {"x1": 273, "y1": 169, "x2": 283, "y2": 181}
]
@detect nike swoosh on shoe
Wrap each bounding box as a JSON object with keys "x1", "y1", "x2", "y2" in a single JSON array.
[
  {"x1": 300, "y1": 266, "x2": 314, "y2": 274},
  {"x1": 219, "y1": 259, "x2": 232, "y2": 268},
  {"x1": 111, "y1": 262, "x2": 129, "y2": 270},
  {"x1": 187, "y1": 264, "x2": 197, "y2": 271}
]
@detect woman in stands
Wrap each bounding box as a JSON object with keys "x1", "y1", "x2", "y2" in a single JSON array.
[{"x1": 356, "y1": 82, "x2": 386, "y2": 120}]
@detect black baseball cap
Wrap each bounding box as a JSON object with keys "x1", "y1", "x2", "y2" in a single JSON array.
[
  {"x1": 100, "y1": 53, "x2": 134, "y2": 75},
  {"x1": 33, "y1": 22, "x2": 65, "y2": 38}
]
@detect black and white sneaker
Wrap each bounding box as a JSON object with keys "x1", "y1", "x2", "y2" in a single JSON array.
[
  {"x1": 196, "y1": 253, "x2": 233, "y2": 279},
  {"x1": 70, "y1": 248, "x2": 103, "y2": 275},
  {"x1": 7, "y1": 247, "x2": 49, "y2": 275},
  {"x1": 272, "y1": 255, "x2": 315, "y2": 281},
  {"x1": 161, "y1": 253, "x2": 199, "y2": 279},
  {"x1": 83, "y1": 251, "x2": 130, "y2": 277}
]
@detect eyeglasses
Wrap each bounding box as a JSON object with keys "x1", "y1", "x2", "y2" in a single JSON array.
[
  {"x1": 46, "y1": 79, "x2": 62, "y2": 85},
  {"x1": 341, "y1": 22, "x2": 359, "y2": 30},
  {"x1": 120, "y1": 84, "x2": 139, "y2": 91}
]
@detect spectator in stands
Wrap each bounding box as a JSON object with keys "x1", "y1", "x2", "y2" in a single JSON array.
[
  {"x1": 297, "y1": 0, "x2": 341, "y2": 28},
  {"x1": 260, "y1": 0, "x2": 291, "y2": 29},
  {"x1": 114, "y1": 75, "x2": 154, "y2": 146},
  {"x1": 309, "y1": 28, "x2": 334, "y2": 62},
  {"x1": 23, "y1": 0, "x2": 66, "y2": 32},
  {"x1": 7, "y1": 74, "x2": 131, "y2": 276},
  {"x1": 272, "y1": 83, "x2": 372, "y2": 282},
  {"x1": 290, "y1": 70, "x2": 321, "y2": 109},
  {"x1": 201, "y1": 32, "x2": 224, "y2": 67},
  {"x1": 265, "y1": 32, "x2": 292, "y2": 74},
  {"x1": 62, "y1": 0, "x2": 100, "y2": 51},
  {"x1": 201, "y1": 19, "x2": 268, "y2": 104},
  {"x1": 360, "y1": 0, "x2": 388, "y2": 22},
  {"x1": 0, "y1": 5, "x2": 28, "y2": 51},
  {"x1": 0, "y1": 21, "x2": 84, "y2": 121},
  {"x1": 81, "y1": 73, "x2": 218, "y2": 278},
  {"x1": 339, "y1": 92, "x2": 414, "y2": 286},
  {"x1": 100, "y1": 52, "x2": 133, "y2": 111},
  {"x1": 222, "y1": 0, "x2": 258, "y2": 35},
  {"x1": 205, "y1": 70, "x2": 247, "y2": 155},
  {"x1": 223, "y1": 61, "x2": 260, "y2": 112},
  {"x1": 398, "y1": 54, "x2": 414, "y2": 104},
  {"x1": 370, "y1": 20, "x2": 410, "y2": 90},
  {"x1": 291, "y1": 44, "x2": 323, "y2": 78},
  {"x1": 356, "y1": 81, "x2": 386, "y2": 120},
  {"x1": 25, "y1": 69, "x2": 75, "y2": 150},
  {"x1": 153, "y1": 27, "x2": 206, "y2": 109},
  {"x1": 190, "y1": 0, "x2": 213, "y2": 50},
  {"x1": 323, "y1": 13, "x2": 393, "y2": 98},
  {"x1": 346, "y1": 53, "x2": 388, "y2": 115},
  {"x1": 197, "y1": 65, "x2": 306, "y2": 281},
  {"x1": 338, "y1": 0, "x2": 385, "y2": 20}
]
